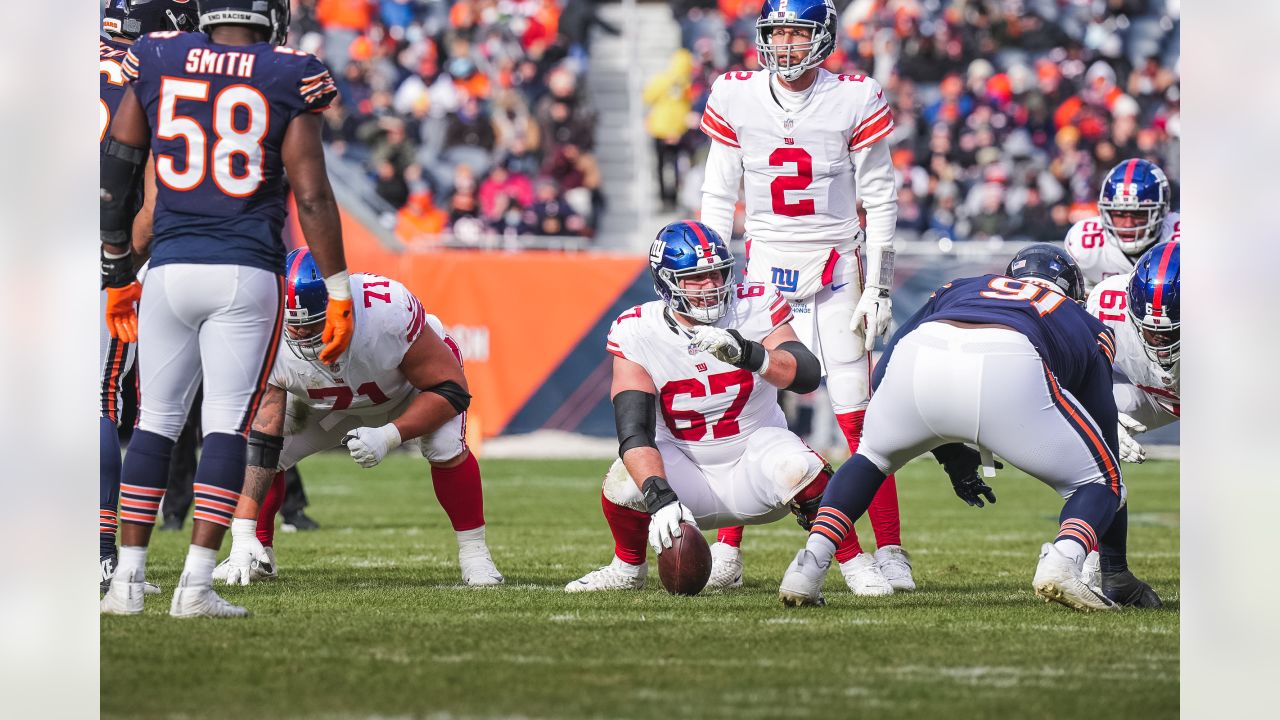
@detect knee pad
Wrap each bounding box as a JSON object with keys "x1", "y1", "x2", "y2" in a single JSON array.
[
  {"x1": 602, "y1": 459, "x2": 647, "y2": 512},
  {"x1": 826, "y1": 360, "x2": 871, "y2": 414},
  {"x1": 419, "y1": 430, "x2": 467, "y2": 464},
  {"x1": 744, "y1": 426, "x2": 825, "y2": 502}
]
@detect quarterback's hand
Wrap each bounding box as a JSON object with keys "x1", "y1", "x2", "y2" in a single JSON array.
[
  {"x1": 1117, "y1": 413, "x2": 1148, "y2": 463},
  {"x1": 932, "y1": 443, "x2": 1000, "y2": 508},
  {"x1": 851, "y1": 286, "x2": 892, "y2": 352},
  {"x1": 341, "y1": 423, "x2": 402, "y2": 468},
  {"x1": 648, "y1": 501, "x2": 697, "y2": 555},
  {"x1": 319, "y1": 296, "x2": 354, "y2": 364},
  {"x1": 104, "y1": 281, "x2": 142, "y2": 343}
]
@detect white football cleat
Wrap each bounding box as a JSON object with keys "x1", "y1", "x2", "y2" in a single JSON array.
[
  {"x1": 169, "y1": 572, "x2": 248, "y2": 618},
  {"x1": 459, "y1": 544, "x2": 504, "y2": 586},
  {"x1": 779, "y1": 549, "x2": 828, "y2": 607},
  {"x1": 564, "y1": 557, "x2": 647, "y2": 592},
  {"x1": 100, "y1": 571, "x2": 146, "y2": 616},
  {"x1": 1033, "y1": 543, "x2": 1116, "y2": 612},
  {"x1": 705, "y1": 542, "x2": 744, "y2": 590},
  {"x1": 1080, "y1": 550, "x2": 1101, "y2": 594},
  {"x1": 839, "y1": 552, "x2": 894, "y2": 596},
  {"x1": 874, "y1": 545, "x2": 916, "y2": 591},
  {"x1": 213, "y1": 546, "x2": 279, "y2": 585}
]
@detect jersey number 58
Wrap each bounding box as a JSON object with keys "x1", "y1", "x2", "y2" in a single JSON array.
[{"x1": 156, "y1": 77, "x2": 269, "y2": 197}]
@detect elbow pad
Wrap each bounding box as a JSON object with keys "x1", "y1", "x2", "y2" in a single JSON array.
[
  {"x1": 425, "y1": 379, "x2": 471, "y2": 414},
  {"x1": 100, "y1": 138, "x2": 147, "y2": 247},
  {"x1": 246, "y1": 430, "x2": 284, "y2": 470},
  {"x1": 614, "y1": 390, "x2": 657, "y2": 457},
  {"x1": 779, "y1": 340, "x2": 822, "y2": 393}
]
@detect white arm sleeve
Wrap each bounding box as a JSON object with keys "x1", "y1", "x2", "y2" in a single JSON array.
[
  {"x1": 854, "y1": 137, "x2": 898, "y2": 252},
  {"x1": 699, "y1": 140, "x2": 745, "y2": 244}
]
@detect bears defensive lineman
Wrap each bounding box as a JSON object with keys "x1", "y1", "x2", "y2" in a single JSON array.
[
  {"x1": 566, "y1": 222, "x2": 830, "y2": 592},
  {"x1": 697, "y1": 0, "x2": 908, "y2": 595},
  {"x1": 214, "y1": 249, "x2": 503, "y2": 587},
  {"x1": 98, "y1": 0, "x2": 198, "y2": 594},
  {"x1": 100, "y1": 0, "x2": 354, "y2": 618},
  {"x1": 1064, "y1": 158, "x2": 1181, "y2": 290}
]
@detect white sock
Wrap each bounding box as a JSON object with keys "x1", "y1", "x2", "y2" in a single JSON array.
[
  {"x1": 116, "y1": 545, "x2": 148, "y2": 584},
  {"x1": 805, "y1": 534, "x2": 837, "y2": 567},
  {"x1": 1053, "y1": 539, "x2": 1088, "y2": 566},
  {"x1": 182, "y1": 545, "x2": 218, "y2": 586},
  {"x1": 610, "y1": 556, "x2": 644, "y2": 574},
  {"x1": 456, "y1": 525, "x2": 487, "y2": 551}
]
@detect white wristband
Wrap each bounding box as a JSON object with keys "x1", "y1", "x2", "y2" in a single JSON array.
[
  {"x1": 755, "y1": 349, "x2": 771, "y2": 377},
  {"x1": 324, "y1": 270, "x2": 351, "y2": 301},
  {"x1": 378, "y1": 422, "x2": 403, "y2": 451}
]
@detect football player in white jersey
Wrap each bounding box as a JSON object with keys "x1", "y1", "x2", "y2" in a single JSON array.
[
  {"x1": 565, "y1": 221, "x2": 870, "y2": 593},
  {"x1": 1064, "y1": 158, "x2": 1180, "y2": 289},
  {"x1": 1078, "y1": 240, "x2": 1178, "y2": 608},
  {"x1": 696, "y1": 0, "x2": 908, "y2": 595},
  {"x1": 212, "y1": 249, "x2": 503, "y2": 590}
]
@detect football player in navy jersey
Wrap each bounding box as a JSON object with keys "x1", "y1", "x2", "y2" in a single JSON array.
[
  {"x1": 100, "y1": 0, "x2": 354, "y2": 618},
  {"x1": 99, "y1": 0, "x2": 199, "y2": 594},
  {"x1": 778, "y1": 244, "x2": 1159, "y2": 611}
]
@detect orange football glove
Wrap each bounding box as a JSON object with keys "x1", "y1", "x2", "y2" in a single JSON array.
[
  {"x1": 105, "y1": 281, "x2": 142, "y2": 343},
  {"x1": 319, "y1": 296, "x2": 354, "y2": 364}
]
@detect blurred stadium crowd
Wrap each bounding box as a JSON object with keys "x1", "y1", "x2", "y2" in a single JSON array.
[
  {"x1": 653, "y1": 0, "x2": 1180, "y2": 243},
  {"x1": 291, "y1": 0, "x2": 1179, "y2": 247},
  {"x1": 288, "y1": 0, "x2": 617, "y2": 245}
]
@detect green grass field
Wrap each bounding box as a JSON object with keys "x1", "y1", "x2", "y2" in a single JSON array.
[{"x1": 102, "y1": 453, "x2": 1179, "y2": 719}]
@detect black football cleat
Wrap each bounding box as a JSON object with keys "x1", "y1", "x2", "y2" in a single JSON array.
[
  {"x1": 1102, "y1": 570, "x2": 1163, "y2": 608},
  {"x1": 282, "y1": 510, "x2": 320, "y2": 531}
]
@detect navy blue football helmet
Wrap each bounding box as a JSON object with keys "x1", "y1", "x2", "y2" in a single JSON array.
[
  {"x1": 1127, "y1": 241, "x2": 1180, "y2": 368},
  {"x1": 1005, "y1": 243, "x2": 1086, "y2": 303},
  {"x1": 1098, "y1": 158, "x2": 1171, "y2": 256},
  {"x1": 103, "y1": 1, "x2": 199, "y2": 40},
  {"x1": 283, "y1": 248, "x2": 329, "y2": 362},
  {"x1": 197, "y1": 0, "x2": 291, "y2": 45},
  {"x1": 756, "y1": 0, "x2": 838, "y2": 82},
  {"x1": 649, "y1": 221, "x2": 735, "y2": 324}
]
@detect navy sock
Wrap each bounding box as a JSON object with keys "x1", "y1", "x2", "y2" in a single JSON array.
[
  {"x1": 118, "y1": 430, "x2": 175, "y2": 526},
  {"x1": 810, "y1": 454, "x2": 887, "y2": 548},
  {"x1": 1056, "y1": 483, "x2": 1120, "y2": 554},
  {"x1": 192, "y1": 433, "x2": 247, "y2": 527},
  {"x1": 1099, "y1": 505, "x2": 1130, "y2": 573},
  {"x1": 100, "y1": 417, "x2": 121, "y2": 557}
]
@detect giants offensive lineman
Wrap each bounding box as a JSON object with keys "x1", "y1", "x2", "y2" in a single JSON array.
[
  {"x1": 99, "y1": 0, "x2": 198, "y2": 594},
  {"x1": 100, "y1": 0, "x2": 354, "y2": 618},
  {"x1": 1064, "y1": 158, "x2": 1181, "y2": 290},
  {"x1": 697, "y1": 0, "x2": 908, "y2": 595},
  {"x1": 214, "y1": 249, "x2": 503, "y2": 587},
  {"x1": 566, "y1": 222, "x2": 830, "y2": 592}
]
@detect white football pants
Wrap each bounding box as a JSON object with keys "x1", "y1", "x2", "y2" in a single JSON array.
[
  {"x1": 745, "y1": 238, "x2": 871, "y2": 413},
  {"x1": 604, "y1": 426, "x2": 826, "y2": 529},
  {"x1": 135, "y1": 264, "x2": 283, "y2": 440},
  {"x1": 859, "y1": 322, "x2": 1125, "y2": 501}
]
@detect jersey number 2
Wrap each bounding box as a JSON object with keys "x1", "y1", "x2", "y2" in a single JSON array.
[
  {"x1": 660, "y1": 369, "x2": 754, "y2": 441},
  {"x1": 156, "y1": 77, "x2": 268, "y2": 197},
  {"x1": 769, "y1": 148, "x2": 815, "y2": 217}
]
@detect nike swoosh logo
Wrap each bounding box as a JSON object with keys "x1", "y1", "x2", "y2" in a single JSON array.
[{"x1": 831, "y1": 282, "x2": 849, "y2": 291}]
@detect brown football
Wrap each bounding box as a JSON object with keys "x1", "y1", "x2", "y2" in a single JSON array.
[{"x1": 657, "y1": 522, "x2": 712, "y2": 595}]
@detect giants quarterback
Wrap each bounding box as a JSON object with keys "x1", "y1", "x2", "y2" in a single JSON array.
[{"x1": 697, "y1": 0, "x2": 910, "y2": 595}]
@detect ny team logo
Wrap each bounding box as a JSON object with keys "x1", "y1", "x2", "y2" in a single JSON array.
[{"x1": 771, "y1": 266, "x2": 799, "y2": 293}]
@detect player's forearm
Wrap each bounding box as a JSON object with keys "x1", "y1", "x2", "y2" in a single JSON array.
[
  {"x1": 855, "y1": 139, "x2": 898, "y2": 253},
  {"x1": 622, "y1": 447, "x2": 666, "y2": 491},
  {"x1": 758, "y1": 346, "x2": 797, "y2": 389},
  {"x1": 235, "y1": 466, "x2": 278, "y2": 519},
  {"x1": 295, "y1": 189, "x2": 347, "y2": 278},
  {"x1": 700, "y1": 141, "x2": 745, "y2": 243},
  {"x1": 391, "y1": 393, "x2": 459, "y2": 443}
]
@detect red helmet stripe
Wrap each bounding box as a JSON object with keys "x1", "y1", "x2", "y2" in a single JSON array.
[
  {"x1": 284, "y1": 249, "x2": 309, "y2": 310},
  {"x1": 1121, "y1": 158, "x2": 1139, "y2": 189},
  {"x1": 1149, "y1": 241, "x2": 1176, "y2": 315},
  {"x1": 685, "y1": 221, "x2": 712, "y2": 259}
]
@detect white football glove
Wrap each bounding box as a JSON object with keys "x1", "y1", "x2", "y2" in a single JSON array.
[
  {"x1": 342, "y1": 423, "x2": 403, "y2": 468},
  {"x1": 687, "y1": 325, "x2": 743, "y2": 364},
  {"x1": 224, "y1": 518, "x2": 266, "y2": 586},
  {"x1": 648, "y1": 501, "x2": 697, "y2": 555},
  {"x1": 850, "y1": 286, "x2": 892, "y2": 352},
  {"x1": 1117, "y1": 413, "x2": 1148, "y2": 464}
]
